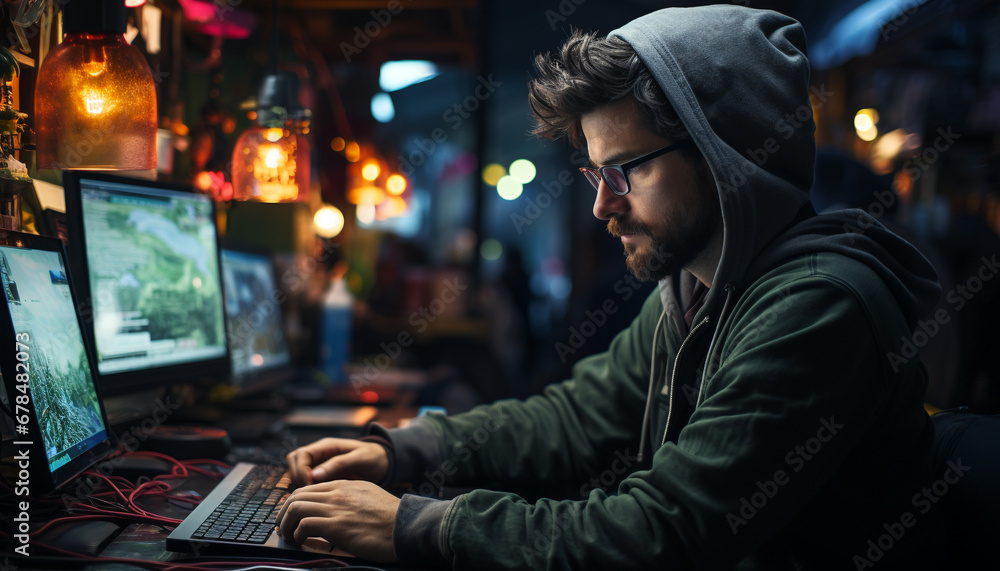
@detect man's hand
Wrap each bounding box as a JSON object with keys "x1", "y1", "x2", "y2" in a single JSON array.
[
  {"x1": 275, "y1": 480, "x2": 399, "y2": 562},
  {"x1": 286, "y1": 438, "x2": 389, "y2": 486}
]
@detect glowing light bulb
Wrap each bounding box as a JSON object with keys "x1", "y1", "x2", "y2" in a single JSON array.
[
  {"x1": 509, "y1": 159, "x2": 536, "y2": 183},
  {"x1": 497, "y1": 175, "x2": 523, "y2": 200},
  {"x1": 235, "y1": 130, "x2": 303, "y2": 202},
  {"x1": 345, "y1": 141, "x2": 361, "y2": 162},
  {"x1": 386, "y1": 174, "x2": 406, "y2": 195},
  {"x1": 362, "y1": 162, "x2": 380, "y2": 181},
  {"x1": 482, "y1": 163, "x2": 506, "y2": 186},
  {"x1": 84, "y1": 92, "x2": 106, "y2": 115},
  {"x1": 263, "y1": 146, "x2": 284, "y2": 169},
  {"x1": 854, "y1": 108, "x2": 879, "y2": 142},
  {"x1": 314, "y1": 205, "x2": 345, "y2": 238}
]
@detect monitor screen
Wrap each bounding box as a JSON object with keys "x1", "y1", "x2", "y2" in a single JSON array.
[
  {"x1": 64, "y1": 172, "x2": 230, "y2": 396},
  {"x1": 220, "y1": 248, "x2": 291, "y2": 381},
  {"x1": 0, "y1": 242, "x2": 112, "y2": 486}
]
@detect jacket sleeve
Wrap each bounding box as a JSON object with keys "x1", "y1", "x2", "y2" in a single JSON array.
[
  {"x1": 432, "y1": 272, "x2": 926, "y2": 570},
  {"x1": 381, "y1": 289, "x2": 665, "y2": 496}
]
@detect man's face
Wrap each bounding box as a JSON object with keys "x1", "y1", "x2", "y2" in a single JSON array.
[{"x1": 581, "y1": 99, "x2": 720, "y2": 282}]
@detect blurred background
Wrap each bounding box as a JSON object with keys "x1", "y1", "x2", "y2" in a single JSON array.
[{"x1": 4, "y1": 0, "x2": 999, "y2": 414}]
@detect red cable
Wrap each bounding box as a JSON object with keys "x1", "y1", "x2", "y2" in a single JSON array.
[
  {"x1": 72, "y1": 472, "x2": 181, "y2": 525},
  {"x1": 124, "y1": 450, "x2": 190, "y2": 478},
  {"x1": 129, "y1": 480, "x2": 182, "y2": 522}
]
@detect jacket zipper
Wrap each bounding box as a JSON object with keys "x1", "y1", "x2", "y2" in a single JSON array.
[
  {"x1": 662, "y1": 315, "x2": 710, "y2": 446},
  {"x1": 695, "y1": 283, "x2": 736, "y2": 409}
]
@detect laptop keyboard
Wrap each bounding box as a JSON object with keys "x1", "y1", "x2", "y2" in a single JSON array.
[{"x1": 190, "y1": 464, "x2": 291, "y2": 544}]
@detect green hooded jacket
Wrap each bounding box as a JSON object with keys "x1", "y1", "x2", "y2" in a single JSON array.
[{"x1": 376, "y1": 5, "x2": 947, "y2": 570}]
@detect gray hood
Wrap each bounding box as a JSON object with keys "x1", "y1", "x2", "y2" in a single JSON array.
[{"x1": 610, "y1": 5, "x2": 939, "y2": 328}]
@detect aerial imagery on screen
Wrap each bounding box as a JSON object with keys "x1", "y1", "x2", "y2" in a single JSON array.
[
  {"x1": 81, "y1": 183, "x2": 227, "y2": 374},
  {"x1": 0, "y1": 246, "x2": 107, "y2": 472}
]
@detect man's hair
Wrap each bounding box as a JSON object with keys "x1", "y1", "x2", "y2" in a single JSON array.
[{"x1": 528, "y1": 30, "x2": 689, "y2": 149}]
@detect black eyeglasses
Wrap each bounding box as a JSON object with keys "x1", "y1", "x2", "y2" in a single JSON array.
[{"x1": 579, "y1": 140, "x2": 689, "y2": 196}]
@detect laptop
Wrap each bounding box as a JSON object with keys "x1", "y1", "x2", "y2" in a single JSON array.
[{"x1": 0, "y1": 231, "x2": 116, "y2": 497}]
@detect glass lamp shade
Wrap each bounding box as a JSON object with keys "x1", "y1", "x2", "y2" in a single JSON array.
[
  {"x1": 36, "y1": 33, "x2": 157, "y2": 170},
  {"x1": 231, "y1": 126, "x2": 309, "y2": 202}
]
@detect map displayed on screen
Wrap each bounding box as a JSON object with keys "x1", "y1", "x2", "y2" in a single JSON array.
[
  {"x1": 80, "y1": 181, "x2": 227, "y2": 374},
  {"x1": 0, "y1": 246, "x2": 108, "y2": 473}
]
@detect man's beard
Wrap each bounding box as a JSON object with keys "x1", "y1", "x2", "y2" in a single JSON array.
[{"x1": 607, "y1": 192, "x2": 720, "y2": 282}]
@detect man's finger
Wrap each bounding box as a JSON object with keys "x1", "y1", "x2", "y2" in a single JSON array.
[
  {"x1": 288, "y1": 449, "x2": 315, "y2": 485},
  {"x1": 312, "y1": 455, "x2": 349, "y2": 482},
  {"x1": 275, "y1": 482, "x2": 341, "y2": 526},
  {"x1": 293, "y1": 515, "x2": 339, "y2": 546},
  {"x1": 277, "y1": 499, "x2": 338, "y2": 541}
]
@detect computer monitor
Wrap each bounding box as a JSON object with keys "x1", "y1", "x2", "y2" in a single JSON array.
[
  {"x1": 220, "y1": 245, "x2": 294, "y2": 394},
  {"x1": 63, "y1": 172, "x2": 230, "y2": 397},
  {"x1": 0, "y1": 231, "x2": 115, "y2": 492}
]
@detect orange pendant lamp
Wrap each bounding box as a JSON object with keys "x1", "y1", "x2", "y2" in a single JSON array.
[
  {"x1": 36, "y1": 1, "x2": 157, "y2": 171},
  {"x1": 230, "y1": 73, "x2": 310, "y2": 202},
  {"x1": 230, "y1": 0, "x2": 309, "y2": 203}
]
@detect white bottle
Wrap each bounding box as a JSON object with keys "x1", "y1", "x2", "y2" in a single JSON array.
[{"x1": 320, "y1": 277, "x2": 353, "y2": 384}]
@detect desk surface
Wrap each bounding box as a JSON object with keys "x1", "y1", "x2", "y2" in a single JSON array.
[{"x1": 17, "y1": 403, "x2": 423, "y2": 571}]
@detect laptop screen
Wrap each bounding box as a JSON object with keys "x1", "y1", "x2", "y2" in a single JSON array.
[
  {"x1": 220, "y1": 249, "x2": 292, "y2": 381},
  {"x1": 0, "y1": 245, "x2": 110, "y2": 478},
  {"x1": 77, "y1": 178, "x2": 228, "y2": 375}
]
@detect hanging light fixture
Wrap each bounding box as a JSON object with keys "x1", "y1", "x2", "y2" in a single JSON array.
[
  {"x1": 35, "y1": 0, "x2": 157, "y2": 171},
  {"x1": 230, "y1": 0, "x2": 310, "y2": 202}
]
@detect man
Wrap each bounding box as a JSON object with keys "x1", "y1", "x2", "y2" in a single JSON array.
[{"x1": 276, "y1": 5, "x2": 947, "y2": 569}]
